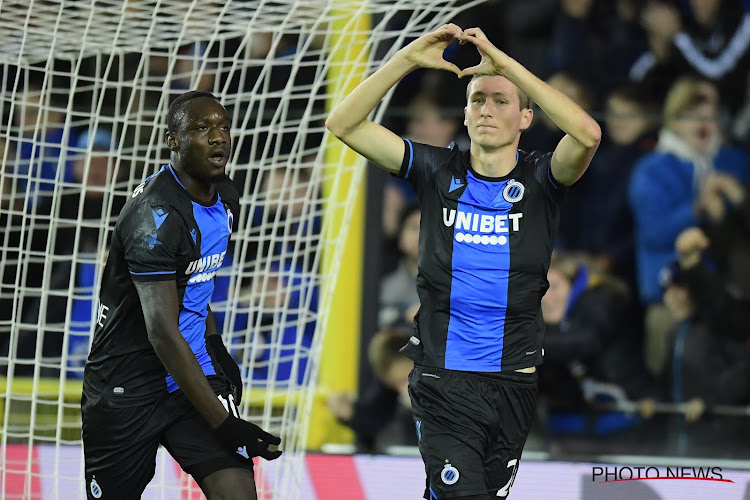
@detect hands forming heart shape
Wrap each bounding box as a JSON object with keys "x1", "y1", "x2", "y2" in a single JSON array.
[{"x1": 401, "y1": 24, "x2": 513, "y2": 79}]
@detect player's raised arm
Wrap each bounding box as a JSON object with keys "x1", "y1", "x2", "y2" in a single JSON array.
[
  {"x1": 135, "y1": 280, "x2": 230, "y2": 428},
  {"x1": 326, "y1": 24, "x2": 463, "y2": 174},
  {"x1": 459, "y1": 28, "x2": 601, "y2": 186}
]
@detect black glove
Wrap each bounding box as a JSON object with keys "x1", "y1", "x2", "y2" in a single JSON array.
[
  {"x1": 215, "y1": 415, "x2": 282, "y2": 461},
  {"x1": 206, "y1": 334, "x2": 243, "y2": 403}
]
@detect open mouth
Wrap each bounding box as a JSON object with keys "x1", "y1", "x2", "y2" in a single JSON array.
[{"x1": 209, "y1": 150, "x2": 228, "y2": 166}]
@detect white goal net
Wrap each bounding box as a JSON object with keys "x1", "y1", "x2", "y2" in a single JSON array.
[{"x1": 0, "y1": 1, "x2": 478, "y2": 498}]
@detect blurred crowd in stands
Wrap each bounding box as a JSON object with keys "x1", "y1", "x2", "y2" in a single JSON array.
[{"x1": 1, "y1": 0, "x2": 750, "y2": 459}]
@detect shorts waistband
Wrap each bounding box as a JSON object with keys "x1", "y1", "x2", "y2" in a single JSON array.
[{"x1": 414, "y1": 364, "x2": 537, "y2": 385}]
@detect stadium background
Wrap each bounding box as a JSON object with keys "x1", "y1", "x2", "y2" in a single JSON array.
[{"x1": 2, "y1": 0, "x2": 750, "y2": 498}]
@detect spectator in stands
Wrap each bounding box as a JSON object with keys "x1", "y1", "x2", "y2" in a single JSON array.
[
  {"x1": 405, "y1": 91, "x2": 465, "y2": 150},
  {"x1": 259, "y1": 166, "x2": 315, "y2": 224},
  {"x1": 629, "y1": 77, "x2": 749, "y2": 375},
  {"x1": 328, "y1": 328, "x2": 416, "y2": 453},
  {"x1": 172, "y1": 42, "x2": 216, "y2": 92},
  {"x1": 251, "y1": 258, "x2": 317, "y2": 386},
  {"x1": 29, "y1": 129, "x2": 125, "y2": 263},
  {"x1": 483, "y1": 0, "x2": 558, "y2": 79},
  {"x1": 539, "y1": 253, "x2": 654, "y2": 435},
  {"x1": 212, "y1": 256, "x2": 317, "y2": 387},
  {"x1": 696, "y1": 172, "x2": 750, "y2": 294},
  {"x1": 733, "y1": 73, "x2": 750, "y2": 148},
  {"x1": 212, "y1": 159, "x2": 321, "y2": 387},
  {"x1": 673, "y1": 221, "x2": 750, "y2": 341},
  {"x1": 629, "y1": 77, "x2": 749, "y2": 306},
  {"x1": 248, "y1": 164, "x2": 320, "y2": 271},
  {"x1": 548, "y1": 0, "x2": 649, "y2": 97},
  {"x1": 659, "y1": 259, "x2": 750, "y2": 455},
  {"x1": 379, "y1": 179, "x2": 414, "y2": 278},
  {"x1": 557, "y1": 84, "x2": 657, "y2": 289},
  {"x1": 379, "y1": 204, "x2": 420, "y2": 329},
  {"x1": 631, "y1": 0, "x2": 750, "y2": 113},
  {"x1": 3, "y1": 82, "x2": 80, "y2": 333},
  {"x1": 629, "y1": 1, "x2": 684, "y2": 102},
  {"x1": 15, "y1": 128, "x2": 126, "y2": 377},
  {"x1": 12, "y1": 80, "x2": 78, "y2": 212},
  {"x1": 520, "y1": 72, "x2": 594, "y2": 153},
  {"x1": 380, "y1": 84, "x2": 464, "y2": 278}
]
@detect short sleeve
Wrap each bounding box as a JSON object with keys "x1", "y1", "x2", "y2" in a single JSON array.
[
  {"x1": 396, "y1": 139, "x2": 457, "y2": 200},
  {"x1": 119, "y1": 202, "x2": 184, "y2": 281},
  {"x1": 530, "y1": 151, "x2": 566, "y2": 205}
]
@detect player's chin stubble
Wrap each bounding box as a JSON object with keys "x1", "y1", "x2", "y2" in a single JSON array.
[
  {"x1": 180, "y1": 147, "x2": 224, "y2": 185},
  {"x1": 191, "y1": 165, "x2": 224, "y2": 185}
]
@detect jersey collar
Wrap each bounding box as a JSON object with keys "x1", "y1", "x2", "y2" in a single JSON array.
[
  {"x1": 167, "y1": 163, "x2": 220, "y2": 207},
  {"x1": 463, "y1": 149, "x2": 522, "y2": 182}
]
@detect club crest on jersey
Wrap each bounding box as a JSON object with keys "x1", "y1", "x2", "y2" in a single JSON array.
[
  {"x1": 502, "y1": 179, "x2": 524, "y2": 203},
  {"x1": 227, "y1": 208, "x2": 234, "y2": 233}
]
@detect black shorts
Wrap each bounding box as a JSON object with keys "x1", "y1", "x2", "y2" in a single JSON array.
[
  {"x1": 81, "y1": 376, "x2": 249, "y2": 500},
  {"x1": 408, "y1": 365, "x2": 537, "y2": 499}
]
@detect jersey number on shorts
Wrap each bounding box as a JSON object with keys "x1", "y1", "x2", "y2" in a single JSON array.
[
  {"x1": 218, "y1": 393, "x2": 239, "y2": 417},
  {"x1": 497, "y1": 459, "x2": 519, "y2": 497}
]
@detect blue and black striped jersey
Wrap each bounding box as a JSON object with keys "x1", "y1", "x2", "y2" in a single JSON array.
[
  {"x1": 399, "y1": 139, "x2": 565, "y2": 372},
  {"x1": 83, "y1": 164, "x2": 239, "y2": 406}
]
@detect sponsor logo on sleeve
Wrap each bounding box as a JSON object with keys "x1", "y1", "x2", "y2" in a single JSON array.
[{"x1": 449, "y1": 176, "x2": 464, "y2": 193}]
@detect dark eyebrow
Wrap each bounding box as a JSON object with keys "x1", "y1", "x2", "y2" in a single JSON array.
[{"x1": 469, "y1": 91, "x2": 510, "y2": 98}]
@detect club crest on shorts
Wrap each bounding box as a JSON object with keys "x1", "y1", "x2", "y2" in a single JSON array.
[
  {"x1": 502, "y1": 179, "x2": 524, "y2": 203},
  {"x1": 441, "y1": 463, "x2": 459, "y2": 485},
  {"x1": 89, "y1": 477, "x2": 103, "y2": 498}
]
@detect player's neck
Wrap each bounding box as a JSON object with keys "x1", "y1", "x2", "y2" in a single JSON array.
[
  {"x1": 172, "y1": 165, "x2": 216, "y2": 203},
  {"x1": 469, "y1": 142, "x2": 518, "y2": 178},
  {"x1": 186, "y1": 181, "x2": 216, "y2": 204}
]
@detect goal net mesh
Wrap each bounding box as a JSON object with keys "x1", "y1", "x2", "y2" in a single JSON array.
[{"x1": 0, "y1": 1, "x2": 477, "y2": 498}]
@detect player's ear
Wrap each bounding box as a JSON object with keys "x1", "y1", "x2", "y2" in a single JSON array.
[
  {"x1": 520, "y1": 107, "x2": 533, "y2": 131},
  {"x1": 166, "y1": 132, "x2": 179, "y2": 152},
  {"x1": 464, "y1": 106, "x2": 468, "y2": 127}
]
